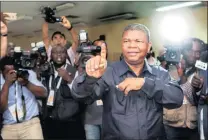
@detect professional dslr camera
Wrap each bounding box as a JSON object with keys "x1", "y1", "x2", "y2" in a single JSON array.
[
  {"x1": 31, "y1": 42, "x2": 53, "y2": 77},
  {"x1": 76, "y1": 30, "x2": 101, "y2": 67},
  {"x1": 11, "y1": 47, "x2": 39, "y2": 80},
  {"x1": 41, "y1": 6, "x2": 63, "y2": 23},
  {"x1": 157, "y1": 44, "x2": 181, "y2": 65}
]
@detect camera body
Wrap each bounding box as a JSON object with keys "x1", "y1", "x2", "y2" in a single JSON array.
[
  {"x1": 164, "y1": 44, "x2": 181, "y2": 65},
  {"x1": 32, "y1": 42, "x2": 53, "y2": 77},
  {"x1": 76, "y1": 30, "x2": 101, "y2": 67},
  {"x1": 41, "y1": 6, "x2": 62, "y2": 23},
  {"x1": 11, "y1": 47, "x2": 38, "y2": 79}
]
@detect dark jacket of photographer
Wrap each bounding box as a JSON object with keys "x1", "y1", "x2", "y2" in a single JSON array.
[
  {"x1": 72, "y1": 59, "x2": 183, "y2": 140},
  {"x1": 42, "y1": 64, "x2": 80, "y2": 121}
]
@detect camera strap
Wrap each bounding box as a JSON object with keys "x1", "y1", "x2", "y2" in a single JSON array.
[
  {"x1": 47, "y1": 64, "x2": 67, "y2": 106},
  {"x1": 13, "y1": 81, "x2": 26, "y2": 123}
]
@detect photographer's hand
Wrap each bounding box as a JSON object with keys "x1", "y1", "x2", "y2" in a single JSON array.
[
  {"x1": 191, "y1": 73, "x2": 204, "y2": 92},
  {"x1": 5, "y1": 70, "x2": 17, "y2": 86},
  {"x1": 86, "y1": 43, "x2": 107, "y2": 78},
  {"x1": 60, "y1": 16, "x2": 71, "y2": 29},
  {"x1": 17, "y1": 77, "x2": 29, "y2": 86},
  {"x1": 57, "y1": 68, "x2": 73, "y2": 83}
]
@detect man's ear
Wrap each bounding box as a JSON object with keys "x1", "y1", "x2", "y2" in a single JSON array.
[{"x1": 147, "y1": 42, "x2": 152, "y2": 53}]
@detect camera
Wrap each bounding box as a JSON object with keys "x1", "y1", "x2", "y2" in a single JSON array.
[
  {"x1": 41, "y1": 6, "x2": 63, "y2": 23},
  {"x1": 76, "y1": 30, "x2": 101, "y2": 67},
  {"x1": 32, "y1": 42, "x2": 53, "y2": 77},
  {"x1": 164, "y1": 44, "x2": 181, "y2": 65},
  {"x1": 11, "y1": 47, "x2": 39, "y2": 79}
]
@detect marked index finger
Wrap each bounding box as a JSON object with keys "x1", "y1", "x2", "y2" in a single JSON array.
[{"x1": 100, "y1": 43, "x2": 107, "y2": 60}]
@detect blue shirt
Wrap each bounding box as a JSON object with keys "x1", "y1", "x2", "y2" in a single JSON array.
[{"x1": 0, "y1": 70, "x2": 45, "y2": 125}]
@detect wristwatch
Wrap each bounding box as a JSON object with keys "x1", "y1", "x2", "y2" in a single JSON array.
[{"x1": 1, "y1": 34, "x2": 8, "y2": 37}]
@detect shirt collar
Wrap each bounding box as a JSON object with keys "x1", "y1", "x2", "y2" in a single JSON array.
[{"x1": 117, "y1": 58, "x2": 155, "y2": 77}]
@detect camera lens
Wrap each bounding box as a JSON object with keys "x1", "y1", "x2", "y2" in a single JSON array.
[
  {"x1": 25, "y1": 60, "x2": 31, "y2": 67},
  {"x1": 169, "y1": 51, "x2": 177, "y2": 59}
]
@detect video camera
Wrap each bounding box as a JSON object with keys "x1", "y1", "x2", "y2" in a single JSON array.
[
  {"x1": 41, "y1": 6, "x2": 63, "y2": 23},
  {"x1": 76, "y1": 30, "x2": 101, "y2": 67}
]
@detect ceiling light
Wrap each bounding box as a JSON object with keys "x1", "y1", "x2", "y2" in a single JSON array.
[
  {"x1": 156, "y1": 2, "x2": 202, "y2": 12},
  {"x1": 55, "y1": 3, "x2": 75, "y2": 11}
]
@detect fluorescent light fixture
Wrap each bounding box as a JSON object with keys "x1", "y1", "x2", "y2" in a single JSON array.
[
  {"x1": 100, "y1": 13, "x2": 133, "y2": 22},
  {"x1": 56, "y1": 3, "x2": 75, "y2": 11},
  {"x1": 156, "y1": 2, "x2": 202, "y2": 12}
]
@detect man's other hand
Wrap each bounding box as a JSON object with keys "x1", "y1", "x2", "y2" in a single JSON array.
[{"x1": 117, "y1": 78, "x2": 145, "y2": 95}]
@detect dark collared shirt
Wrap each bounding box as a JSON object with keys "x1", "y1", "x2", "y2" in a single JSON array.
[{"x1": 72, "y1": 59, "x2": 183, "y2": 140}]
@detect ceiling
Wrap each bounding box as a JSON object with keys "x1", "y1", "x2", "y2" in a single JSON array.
[{"x1": 0, "y1": 1, "x2": 203, "y2": 37}]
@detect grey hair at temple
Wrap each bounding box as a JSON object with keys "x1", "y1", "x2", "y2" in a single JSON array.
[{"x1": 122, "y1": 23, "x2": 151, "y2": 42}]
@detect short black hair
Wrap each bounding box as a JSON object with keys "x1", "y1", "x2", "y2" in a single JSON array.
[
  {"x1": 93, "y1": 39, "x2": 108, "y2": 59},
  {"x1": 182, "y1": 37, "x2": 205, "y2": 54},
  {"x1": 0, "y1": 56, "x2": 14, "y2": 72},
  {"x1": 51, "y1": 31, "x2": 66, "y2": 40}
]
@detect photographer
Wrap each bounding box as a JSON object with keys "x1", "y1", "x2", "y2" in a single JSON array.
[
  {"x1": 0, "y1": 56, "x2": 47, "y2": 139},
  {"x1": 42, "y1": 45, "x2": 85, "y2": 139},
  {"x1": 72, "y1": 23, "x2": 183, "y2": 140},
  {"x1": 163, "y1": 38, "x2": 205, "y2": 140},
  {"x1": 42, "y1": 16, "x2": 78, "y2": 66},
  {"x1": 79, "y1": 39, "x2": 109, "y2": 140}
]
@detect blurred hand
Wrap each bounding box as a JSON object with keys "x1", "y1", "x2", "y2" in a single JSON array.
[
  {"x1": 17, "y1": 77, "x2": 29, "y2": 86},
  {"x1": 57, "y1": 68, "x2": 72, "y2": 83},
  {"x1": 86, "y1": 43, "x2": 107, "y2": 78},
  {"x1": 60, "y1": 16, "x2": 71, "y2": 29},
  {"x1": 191, "y1": 73, "x2": 203, "y2": 91},
  {"x1": 117, "y1": 78, "x2": 145, "y2": 95},
  {"x1": 5, "y1": 70, "x2": 17, "y2": 86}
]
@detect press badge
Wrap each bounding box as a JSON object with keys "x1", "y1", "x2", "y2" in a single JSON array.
[
  {"x1": 96, "y1": 100, "x2": 103, "y2": 106},
  {"x1": 47, "y1": 90, "x2": 55, "y2": 106}
]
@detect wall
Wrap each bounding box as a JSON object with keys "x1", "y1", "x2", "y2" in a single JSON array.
[{"x1": 8, "y1": 6, "x2": 207, "y2": 61}]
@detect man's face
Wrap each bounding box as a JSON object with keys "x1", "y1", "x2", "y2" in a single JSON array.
[
  {"x1": 52, "y1": 34, "x2": 66, "y2": 46},
  {"x1": 122, "y1": 30, "x2": 151, "y2": 65},
  {"x1": 51, "y1": 46, "x2": 67, "y2": 65},
  {"x1": 183, "y1": 41, "x2": 201, "y2": 66}
]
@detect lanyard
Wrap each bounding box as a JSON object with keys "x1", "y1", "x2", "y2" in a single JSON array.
[
  {"x1": 49, "y1": 64, "x2": 67, "y2": 90},
  {"x1": 14, "y1": 81, "x2": 26, "y2": 122}
]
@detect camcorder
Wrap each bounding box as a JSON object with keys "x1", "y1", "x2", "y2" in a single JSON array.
[
  {"x1": 76, "y1": 30, "x2": 101, "y2": 68},
  {"x1": 157, "y1": 44, "x2": 181, "y2": 66},
  {"x1": 41, "y1": 6, "x2": 63, "y2": 23},
  {"x1": 11, "y1": 42, "x2": 53, "y2": 79}
]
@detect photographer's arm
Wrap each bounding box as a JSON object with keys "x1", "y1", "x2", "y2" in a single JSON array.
[
  {"x1": 26, "y1": 81, "x2": 47, "y2": 98},
  {"x1": 0, "y1": 15, "x2": 8, "y2": 57},
  {"x1": 0, "y1": 82, "x2": 10, "y2": 113},
  {"x1": 42, "y1": 21, "x2": 50, "y2": 51},
  {"x1": 26, "y1": 70, "x2": 47, "y2": 98},
  {"x1": 69, "y1": 28, "x2": 78, "y2": 53},
  {"x1": 60, "y1": 16, "x2": 78, "y2": 53}
]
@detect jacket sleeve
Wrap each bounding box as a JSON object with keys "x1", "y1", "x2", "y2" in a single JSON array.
[
  {"x1": 71, "y1": 67, "x2": 111, "y2": 104},
  {"x1": 141, "y1": 70, "x2": 183, "y2": 109}
]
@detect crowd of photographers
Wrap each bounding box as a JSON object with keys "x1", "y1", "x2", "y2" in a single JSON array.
[{"x1": 0, "y1": 11, "x2": 207, "y2": 140}]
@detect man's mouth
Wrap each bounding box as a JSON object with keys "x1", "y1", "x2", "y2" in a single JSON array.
[{"x1": 127, "y1": 52, "x2": 139, "y2": 56}]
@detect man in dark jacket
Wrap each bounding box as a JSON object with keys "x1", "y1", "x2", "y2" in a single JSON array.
[{"x1": 72, "y1": 23, "x2": 183, "y2": 140}]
